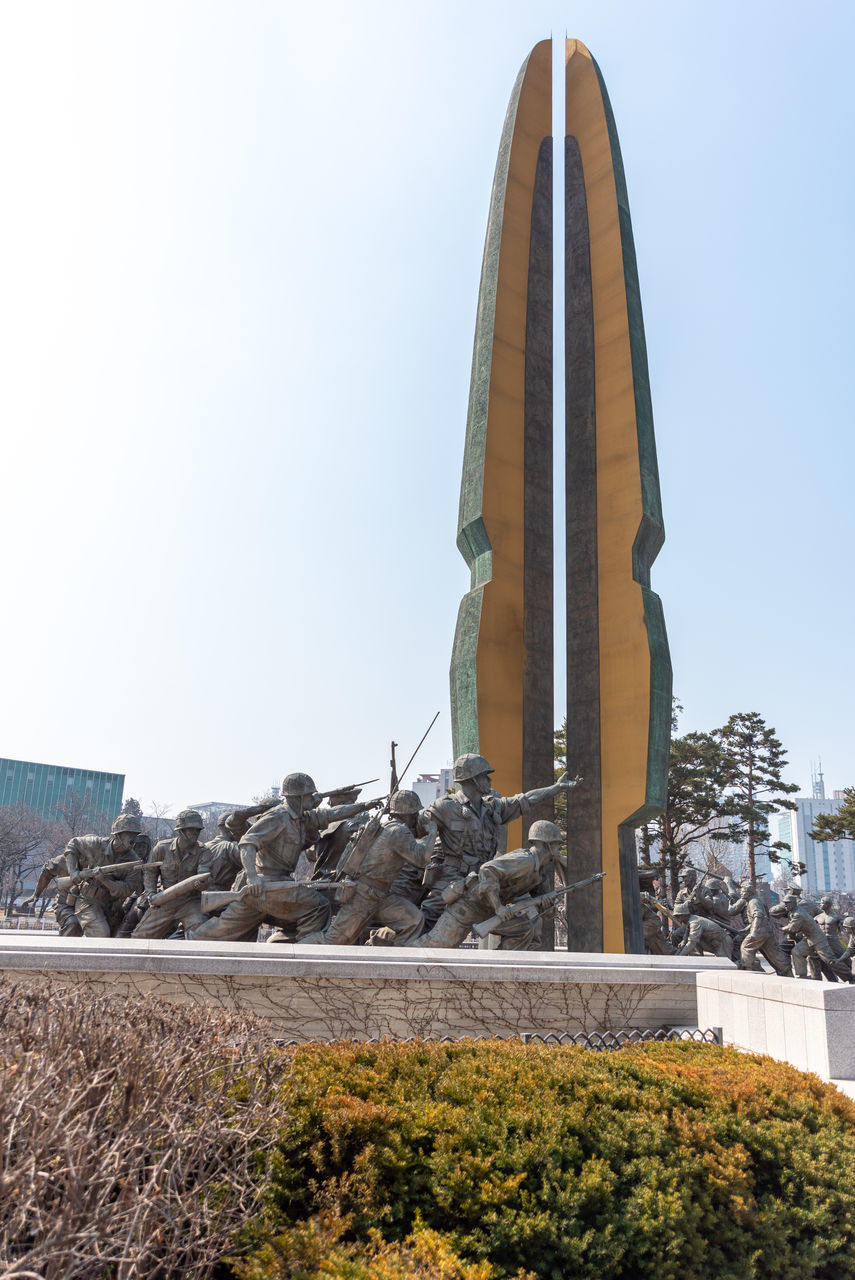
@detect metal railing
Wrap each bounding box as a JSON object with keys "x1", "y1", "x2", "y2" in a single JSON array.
[{"x1": 272, "y1": 1027, "x2": 722, "y2": 1048}]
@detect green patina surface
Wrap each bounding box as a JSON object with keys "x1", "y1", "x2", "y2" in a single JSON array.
[
  {"x1": 450, "y1": 55, "x2": 530, "y2": 760},
  {"x1": 594, "y1": 58, "x2": 672, "y2": 820}
]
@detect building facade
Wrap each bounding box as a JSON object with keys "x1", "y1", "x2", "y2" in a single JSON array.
[
  {"x1": 777, "y1": 794, "x2": 855, "y2": 896},
  {"x1": 0, "y1": 757, "x2": 124, "y2": 828}
]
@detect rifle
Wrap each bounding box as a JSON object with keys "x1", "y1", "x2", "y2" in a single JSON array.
[
  {"x1": 333, "y1": 714, "x2": 440, "y2": 882},
  {"x1": 317, "y1": 778, "x2": 380, "y2": 799},
  {"x1": 148, "y1": 872, "x2": 211, "y2": 908},
  {"x1": 473, "y1": 871, "x2": 605, "y2": 938},
  {"x1": 200, "y1": 879, "x2": 340, "y2": 914},
  {"x1": 56, "y1": 860, "x2": 159, "y2": 892},
  {"x1": 648, "y1": 893, "x2": 744, "y2": 939}
]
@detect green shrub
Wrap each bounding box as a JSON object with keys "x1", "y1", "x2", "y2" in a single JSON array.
[{"x1": 234, "y1": 1039, "x2": 855, "y2": 1280}]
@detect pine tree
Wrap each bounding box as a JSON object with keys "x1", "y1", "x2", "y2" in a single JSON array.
[
  {"x1": 120, "y1": 796, "x2": 144, "y2": 819},
  {"x1": 717, "y1": 712, "x2": 799, "y2": 887},
  {"x1": 809, "y1": 787, "x2": 855, "y2": 843}
]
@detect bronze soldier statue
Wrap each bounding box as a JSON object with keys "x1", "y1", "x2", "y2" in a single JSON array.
[
  {"x1": 728, "y1": 882, "x2": 791, "y2": 976},
  {"x1": 671, "y1": 902, "x2": 732, "y2": 958},
  {"x1": 132, "y1": 809, "x2": 211, "y2": 939},
  {"x1": 420, "y1": 753, "x2": 580, "y2": 928},
  {"x1": 419, "y1": 819, "x2": 568, "y2": 950},
  {"x1": 20, "y1": 852, "x2": 82, "y2": 936},
  {"x1": 303, "y1": 790, "x2": 437, "y2": 946},
  {"x1": 190, "y1": 772, "x2": 378, "y2": 943},
  {"x1": 62, "y1": 812, "x2": 145, "y2": 937}
]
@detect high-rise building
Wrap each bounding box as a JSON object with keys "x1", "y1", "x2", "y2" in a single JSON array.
[
  {"x1": 0, "y1": 756, "x2": 124, "y2": 828},
  {"x1": 776, "y1": 792, "x2": 855, "y2": 895}
]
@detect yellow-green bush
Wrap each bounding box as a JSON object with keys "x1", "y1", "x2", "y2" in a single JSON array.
[{"x1": 234, "y1": 1039, "x2": 855, "y2": 1280}]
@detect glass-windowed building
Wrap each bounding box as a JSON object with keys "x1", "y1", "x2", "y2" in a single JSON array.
[
  {"x1": 0, "y1": 757, "x2": 124, "y2": 827},
  {"x1": 777, "y1": 794, "x2": 855, "y2": 895}
]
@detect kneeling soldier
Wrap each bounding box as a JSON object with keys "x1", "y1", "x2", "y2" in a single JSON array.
[
  {"x1": 304, "y1": 790, "x2": 437, "y2": 946},
  {"x1": 132, "y1": 809, "x2": 212, "y2": 939},
  {"x1": 419, "y1": 820, "x2": 566, "y2": 951}
]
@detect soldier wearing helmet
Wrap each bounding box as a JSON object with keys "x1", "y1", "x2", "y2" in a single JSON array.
[
  {"x1": 302, "y1": 790, "x2": 438, "y2": 947},
  {"x1": 672, "y1": 902, "x2": 732, "y2": 959},
  {"x1": 132, "y1": 809, "x2": 213, "y2": 939},
  {"x1": 418, "y1": 819, "x2": 568, "y2": 951},
  {"x1": 190, "y1": 773, "x2": 380, "y2": 943},
  {"x1": 61, "y1": 811, "x2": 145, "y2": 938},
  {"x1": 419, "y1": 753, "x2": 581, "y2": 930}
]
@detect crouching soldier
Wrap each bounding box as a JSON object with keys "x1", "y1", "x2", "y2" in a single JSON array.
[
  {"x1": 63, "y1": 813, "x2": 145, "y2": 937},
  {"x1": 303, "y1": 790, "x2": 437, "y2": 946},
  {"x1": 190, "y1": 773, "x2": 377, "y2": 943},
  {"x1": 419, "y1": 820, "x2": 566, "y2": 951},
  {"x1": 132, "y1": 809, "x2": 212, "y2": 939},
  {"x1": 672, "y1": 903, "x2": 732, "y2": 958}
]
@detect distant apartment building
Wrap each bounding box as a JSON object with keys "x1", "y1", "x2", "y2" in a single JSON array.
[
  {"x1": 410, "y1": 768, "x2": 454, "y2": 808},
  {"x1": 187, "y1": 801, "x2": 244, "y2": 824},
  {"x1": 774, "y1": 767, "x2": 855, "y2": 895},
  {"x1": 0, "y1": 756, "x2": 124, "y2": 827}
]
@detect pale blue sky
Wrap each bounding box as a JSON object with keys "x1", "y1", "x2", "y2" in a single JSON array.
[{"x1": 1, "y1": 1, "x2": 853, "y2": 812}]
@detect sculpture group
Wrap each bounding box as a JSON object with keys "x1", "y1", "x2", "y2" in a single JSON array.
[
  {"x1": 641, "y1": 866, "x2": 855, "y2": 980},
  {"x1": 23, "y1": 756, "x2": 584, "y2": 951}
]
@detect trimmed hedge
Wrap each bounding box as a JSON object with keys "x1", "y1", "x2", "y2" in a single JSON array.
[
  {"x1": 3, "y1": 977, "x2": 855, "y2": 1279},
  {"x1": 233, "y1": 1039, "x2": 855, "y2": 1280}
]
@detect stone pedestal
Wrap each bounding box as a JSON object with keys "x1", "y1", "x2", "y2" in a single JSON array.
[
  {"x1": 0, "y1": 934, "x2": 727, "y2": 1042},
  {"x1": 697, "y1": 971, "x2": 855, "y2": 1095}
]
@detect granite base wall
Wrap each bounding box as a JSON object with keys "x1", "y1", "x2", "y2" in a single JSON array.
[{"x1": 0, "y1": 935, "x2": 726, "y2": 1041}]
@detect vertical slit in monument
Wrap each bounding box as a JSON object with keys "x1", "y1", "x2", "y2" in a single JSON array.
[
  {"x1": 523, "y1": 135, "x2": 554, "y2": 949},
  {"x1": 564, "y1": 135, "x2": 602, "y2": 952}
]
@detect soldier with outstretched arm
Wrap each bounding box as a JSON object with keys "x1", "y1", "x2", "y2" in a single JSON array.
[{"x1": 419, "y1": 753, "x2": 581, "y2": 929}]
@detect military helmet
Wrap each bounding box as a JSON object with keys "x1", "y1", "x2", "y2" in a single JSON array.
[
  {"x1": 112, "y1": 812, "x2": 144, "y2": 835},
  {"x1": 174, "y1": 808, "x2": 205, "y2": 830},
  {"x1": 677, "y1": 866, "x2": 696, "y2": 882},
  {"x1": 389, "y1": 789, "x2": 421, "y2": 815},
  {"x1": 452, "y1": 753, "x2": 494, "y2": 782},
  {"x1": 770, "y1": 903, "x2": 788, "y2": 918},
  {"x1": 281, "y1": 772, "x2": 318, "y2": 798},
  {"x1": 528, "y1": 820, "x2": 563, "y2": 845},
  {"x1": 672, "y1": 902, "x2": 691, "y2": 916},
  {"x1": 843, "y1": 916, "x2": 855, "y2": 932}
]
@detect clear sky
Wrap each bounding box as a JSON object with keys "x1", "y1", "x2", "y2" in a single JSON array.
[{"x1": 1, "y1": 1, "x2": 853, "y2": 814}]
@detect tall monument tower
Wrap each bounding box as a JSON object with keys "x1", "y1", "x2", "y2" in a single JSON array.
[{"x1": 450, "y1": 40, "x2": 671, "y2": 954}]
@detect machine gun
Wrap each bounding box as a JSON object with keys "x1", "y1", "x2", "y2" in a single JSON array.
[
  {"x1": 473, "y1": 871, "x2": 606, "y2": 938},
  {"x1": 55, "y1": 860, "x2": 159, "y2": 892}
]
